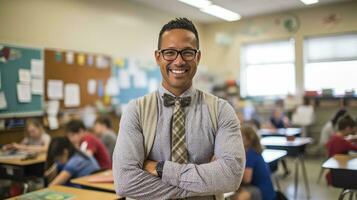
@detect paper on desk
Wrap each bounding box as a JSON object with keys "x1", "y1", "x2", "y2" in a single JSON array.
[
  {"x1": 19, "y1": 69, "x2": 31, "y2": 83},
  {"x1": 31, "y1": 59, "x2": 44, "y2": 78},
  {"x1": 87, "y1": 79, "x2": 96, "y2": 95},
  {"x1": 31, "y1": 78, "x2": 43, "y2": 95},
  {"x1": 48, "y1": 116, "x2": 59, "y2": 130},
  {"x1": 0, "y1": 91, "x2": 7, "y2": 110},
  {"x1": 119, "y1": 69, "x2": 130, "y2": 89},
  {"x1": 133, "y1": 71, "x2": 147, "y2": 89},
  {"x1": 66, "y1": 52, "x2": 74, "y2": 65},
  {"x1": 64, "y1": 83, "x2": 80, "y2": 107},
  {"x1": 47, "y1": 80, "x2": 63, "y2": 100},
  {"x1": 46, "y1": 100, "x2": 60, "y2": 116},
  {"x1": 17, "y1": 83, "x2": 31, "y2": 103}
]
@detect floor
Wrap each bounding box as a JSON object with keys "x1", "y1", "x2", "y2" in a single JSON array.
[{"x1": 276, "y1": 156, "x2": 341, "y2": 200}]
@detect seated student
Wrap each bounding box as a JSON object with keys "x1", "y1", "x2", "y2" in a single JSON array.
[
  {"x1": 319, "y1": 108, "x2": 348, "y2": 147},
  {"x1": 326, "y1": 116, "x2": 357, "y2": 185},
  {"x1": 93, "y1": 116, "x2": 117, "y2": 158},
  {"x1": 326, "y1": 115, "x2": 357, "y2": 157},
  {"x1": 269, "y1": 108, "x2": 290, "y2": 129},
  {"x1": 45, "y1": 137, "x2": 99, "y2": 186},
  {"x1": 240, "y1": 126, "x2": 276, "y2": 200},
  {"x1": 65, "y1": 119, "x2": 111, "y2": 169},
  {"x1": 2, "y1": 119, "x2": 51, "y2": 153}
]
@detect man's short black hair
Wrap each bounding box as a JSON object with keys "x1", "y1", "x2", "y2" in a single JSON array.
[
  {"x1": 337, "y1": 115, "x2": 356, "y2": 131},
  {"x1": 158, "y1": 18, "x2": 199, "y2": 49},
  {"x1": 65, "y1": 119, "x2": 86, "y2": 134},
  {"x1": 95, "y1": 116, "x2": 113, "y2": 129}
]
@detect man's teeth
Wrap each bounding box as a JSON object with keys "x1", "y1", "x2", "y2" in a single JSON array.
[{"x1": 171, "y1": 69, "x2": 186, "y2": 74}]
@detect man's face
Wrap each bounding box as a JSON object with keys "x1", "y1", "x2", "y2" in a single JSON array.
[{"x1": 155, "y1": 29, "x2": 201, "y2": 94}]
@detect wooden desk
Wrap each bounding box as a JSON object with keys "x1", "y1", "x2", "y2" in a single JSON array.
[
  {"x1": 261, "y1": 137, "x2": 312, "y2": 200},
  {"x1": 0, "y1": 152, "x2": 46, "y2": 180},
  {"x1": 7, "y1": 185, "x2": 119, "y2": 200},
  {"x1": 71, "y1": 170, "x2": 115, "y2": 193},
  {"x1": 323, "y1": 154, "x2": 357, "y2": 189},
  {"x1": 258, "y1": 128, "x2": 302, "y2": 137},
  {"x1": 0, "y1": 152, "x2": 46, "y2": 166}
]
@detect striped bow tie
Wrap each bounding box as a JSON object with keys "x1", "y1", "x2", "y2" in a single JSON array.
[{"x1": 163, "y1": 93, "x2": 191, "y2": 107}]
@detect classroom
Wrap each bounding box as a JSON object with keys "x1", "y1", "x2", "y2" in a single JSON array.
[{"x1": 1, "y1": 0, "x2": 357, "y2": 199}]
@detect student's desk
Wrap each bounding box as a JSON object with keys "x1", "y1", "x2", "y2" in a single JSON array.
[
  {"x1": 262, "y1": 149, "x2": 287, "y2": 170},
  {"x1": 323, "y1": 154, "x2": 357, "y2": 199},
  {"x1": 71, "y1": 170, "x2": 115, "y2": 193},
  {"x1": 261, "y1": 137, "x2": 312, "y2": 200},
  {"x1": 0, "y1": 152, "x2": 46, "y2": 180},
  {"x1": 258, "y1": 128, "x2": 302, "y2": 137},
  {"x1": 262, "y1": 149, "x2": 287, "y2": 191},
  {"x1": 7, "y1": 185, "x2": 119, "y2": 200}
]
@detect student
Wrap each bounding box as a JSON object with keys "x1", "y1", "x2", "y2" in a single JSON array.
[
  {"x1": 93, "y1": 116, "x2": 117, "y2": 158},
  {"x1": 325, "y1": 116, "x2": 357, "y2": 185},
  {"x1": 45, "y1": 137, "x2": 99, "y2": 186},
  {"x1": 65, "y1": 119, "x2": 111, "y2": 169},
  {"x1": 2, "y1": 119, "x2": 50, "y2": 153},
  {"x1": 319, "y1": 108, "x2": 348, "y2": 147},
  {"x1": 269, "y1": 108, "x2": 290, "y2": 129},
  {"x1": 241, "y1": 126, "x2": 276, "y2": 200},
  {"x1": 326, "y1": 115, "x2": 357, "y2": 157}
]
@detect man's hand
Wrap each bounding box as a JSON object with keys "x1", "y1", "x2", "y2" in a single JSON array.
[{"x1": 143, "y1": 160, "x2": 158, "y2": 176}]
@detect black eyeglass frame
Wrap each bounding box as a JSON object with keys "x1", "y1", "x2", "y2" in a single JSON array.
[{"x1": 157, "y1": 49, "x2": 200, "y2": 61}]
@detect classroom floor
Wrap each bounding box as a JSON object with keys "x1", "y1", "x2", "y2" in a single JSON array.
[{"x1": 277, "y1": 156, "x2": 341, "y2": 200}]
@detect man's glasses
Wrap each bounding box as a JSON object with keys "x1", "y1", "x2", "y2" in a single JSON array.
[{"x1": 157, "y1": 49, "x2": 199, "y2": 61}]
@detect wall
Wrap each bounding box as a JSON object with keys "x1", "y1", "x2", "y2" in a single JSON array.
[
  {"x1": 0, "y1": 0, "x2": 197, "y2": 143},
  {"x1": 0, "y1": 0, "x2": 201, "y2": 60},
  {"x1": 200, "y1": 1, "x2": 357, "y2": 96}
]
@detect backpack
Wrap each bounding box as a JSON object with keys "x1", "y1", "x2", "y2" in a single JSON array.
[{"x1": 135, "y1": 89, "x2": 224, "y2": 200}]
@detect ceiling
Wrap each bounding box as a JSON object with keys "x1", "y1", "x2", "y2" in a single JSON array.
[{"x1": 132, "y1": 0, "x2": 352, "y2": 23}]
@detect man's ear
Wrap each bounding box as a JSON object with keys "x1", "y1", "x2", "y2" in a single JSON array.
[
  {"x1": 155, "y1": 50, "x2": 160, "y2": 65},
  {"x1": 196, "y1": 50, "x2": 201, "y2": 64}
]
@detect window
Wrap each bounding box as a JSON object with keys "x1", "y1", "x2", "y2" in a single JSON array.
[
  {"x1": 240, "y1": 39, "x2": 296, "y2": 97},
  {"x1": 304, "y1": 34, "x2": 357, "y2": 95}
]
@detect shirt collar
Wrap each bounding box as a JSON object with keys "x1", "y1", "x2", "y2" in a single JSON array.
[{"x1": 158, "y1": 84, "x2": 196, "y2": 99}]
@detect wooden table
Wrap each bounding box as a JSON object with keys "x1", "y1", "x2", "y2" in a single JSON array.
[
  {"x1": 0, "y1": 151, "x2": 46, "y2": 180},
  {"x1": 71, "y1": 170, "x2": 115, "y2": 192},
  {"x1": 7, "y1": 185, "x2": 119, "y2": 200},
  {"x1": 261, "y1": 136, "x2": 312, "y2": 200},
  {"x1": 258, "y1": 128, "x2": 302, "y2": 137}
]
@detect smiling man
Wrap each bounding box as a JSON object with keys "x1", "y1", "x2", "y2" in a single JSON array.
[{"x1": 113, "y1": 18, "x2": 245, "y2": 200}]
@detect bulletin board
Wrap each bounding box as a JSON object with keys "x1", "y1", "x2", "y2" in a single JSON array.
[
  {"x1": 44, "y1": 49, "x2": 111, "y2": 108},
  {"x1": 0, "y1": 44, "x2": 44, "y2": 118},
  {"x1": 111, "y1": 58, "x2": 161, "y2": 106}
]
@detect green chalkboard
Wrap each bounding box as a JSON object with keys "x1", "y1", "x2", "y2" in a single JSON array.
[{"x1": 0, "y1": 44, "x2": 43, "y2": 117}]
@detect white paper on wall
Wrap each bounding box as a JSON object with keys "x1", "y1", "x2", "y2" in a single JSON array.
[
  {"x1": 17, "y1": 83, "x2": 31, "y2": 103},
  {"x1": 31, "y1": 59, "x2": 44, "y2": 78},
  {"x1": 47, "y1": 80, "x2": 63, "y2": 100},
  {"x1": 64, "y1": 83, "x2": 80, "y2": 107}
]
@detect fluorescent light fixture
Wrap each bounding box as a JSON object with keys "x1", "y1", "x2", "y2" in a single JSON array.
[
  {"x1": 200, "y1": 5, "x2": 241, "y2": 21},
  {"x1": 178, "y1": 0, "x2": 211, "y2": 8},
  {"x1": 300, "y1": 0, "x2": 318, "y2": 5}
]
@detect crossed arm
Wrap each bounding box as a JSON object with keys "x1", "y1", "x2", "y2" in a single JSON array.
[{"x1": 113, "y1": 101, "x2": 245, "y2": 199}]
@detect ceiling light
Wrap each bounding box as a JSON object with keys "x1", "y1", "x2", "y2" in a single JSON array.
[
  {"x1": 300, "y1": 0, "x2": 319, "y2": 5},
  {"x1": 178, "y1": 0, "x2": 212, "y2": 8},
  {"x1": 200, "y1": 5, "x2": 241, "y2": 21}
]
